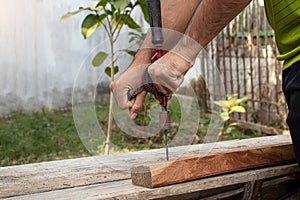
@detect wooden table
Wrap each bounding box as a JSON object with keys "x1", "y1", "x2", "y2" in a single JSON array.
[{"x1": 1, "y1": 135, "x2": 299, "y2": 199}]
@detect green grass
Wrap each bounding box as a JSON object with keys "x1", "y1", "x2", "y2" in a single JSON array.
[
  {"x1": 0, "y1": 96, "x2": 172, "y2": 167},
  {"x1": 0, "y1": 111, "x2": 90, "y2": 167},
  {"x1": 0, "y1": 95, "x2": 259, "y2": 167},
  {"x1": 0, "y1": 103, "x2": 157, "y2": 167}
]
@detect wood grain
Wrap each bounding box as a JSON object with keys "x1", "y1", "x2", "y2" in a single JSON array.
[
  {"x1": 7, "y1": 164, "x2": 299, "y2": 200},
  {"x1": 131, "y1": 143, "x2": 296, "y2": 188},
  {"x1": 0, "y1": 135, "x2": 294, "y2": 198}
]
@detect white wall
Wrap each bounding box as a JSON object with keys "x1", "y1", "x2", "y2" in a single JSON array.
[{"x1": 0, "y1": 0, "x2": 145, "y2": 115}]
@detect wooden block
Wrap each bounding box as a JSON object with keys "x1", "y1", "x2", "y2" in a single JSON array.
[{"x1": 131, "y1": 143, "x2": 296, "y2": 188}]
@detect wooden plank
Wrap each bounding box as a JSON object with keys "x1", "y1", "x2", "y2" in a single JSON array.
[
  {"x1": 7, "y1": 164, "x2": 299, "y2": 200},
  {"x1": 170, "y1": 184, "x2": 244, "y2": 200},
  {"x1": 243, "y1": 181, "x2": 256, "y2": 200},
  {"x1": 262, "y1": 176, "x2": 299, "y2": 200},
  {"x1": 252, "y1": 180, "x2": 263, "y2": 200},
  {"x1": 286, "y1": 192, "x2": 300, "y2": 200},
  {"x1": 0, "y1": 135, "x2": 292, "y2": 198},
  {"x1": 0, "y1": 156, "x2": 129, "y2": 199},
  {"x1": 242, "y1": 180, "x2": 263, "y2": 200},
  {"x1": 204, "y1": 188, "x2": 244, "y2": 200},
  {"x1": 131, "y1": 143, "x2": 296, "y2": 188}
]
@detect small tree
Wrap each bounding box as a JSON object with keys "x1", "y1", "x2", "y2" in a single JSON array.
[
  {"x1": 62, "y1": 0, "x2": 148, "y2": 154},
  {"x1": 213, "y1": 94, "x2": 248, "y2": 136}
]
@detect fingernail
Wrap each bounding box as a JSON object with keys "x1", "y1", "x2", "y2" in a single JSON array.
[{"x1": 131, "y1": 113, "x2": 138, "y2": 120}]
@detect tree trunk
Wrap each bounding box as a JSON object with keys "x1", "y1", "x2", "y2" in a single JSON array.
[
  {"x1": 105, "y1": 91, "x2": 113, "y2": 155},
  {"x1": 104, "y1": 29, "x2": 115, "y2": 155}
]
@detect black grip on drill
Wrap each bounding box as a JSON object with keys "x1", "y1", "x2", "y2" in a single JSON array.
[{"x1": 146, "y1": 0, "x2": 164, "y2": 45}]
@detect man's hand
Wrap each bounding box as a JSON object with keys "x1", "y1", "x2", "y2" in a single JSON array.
[
  {"x1": 148, "y1": 52, "x2": 192, "y2": 95},
  {"x1": 111, "y1": 52, "x2": 192, "y2": 120},
  {"x1": 110, "y1": 64, "x2": 148, "y2": 120}
]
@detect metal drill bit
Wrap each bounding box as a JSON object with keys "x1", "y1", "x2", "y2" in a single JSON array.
[
  {"x1": 164, "y1": 130, "x2": 169, "y2": 160},
  {"x1": 160, "y1": 108, "x2": 170, "y2": 160}
]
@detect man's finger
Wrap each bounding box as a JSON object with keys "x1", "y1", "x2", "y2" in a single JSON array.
[
  {"x1": 130, "y1": 91, "x2": 147, "y2": 120},
  {"x1": 109, "y1": 81, "x2": 116, "y2": 91},
  {"x1": 128, "y1": 98, "x2": 136, "y2": 112},
  {"x1": 111, "y1": 87, "x2": 133, "y2": 110}
]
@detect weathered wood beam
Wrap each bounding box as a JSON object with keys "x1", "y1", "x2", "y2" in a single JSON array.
[
  {"x1": 0, "y1": 135, "x2": 294, "y2": 199},
  {"x1": 1, "y1": 135, "x2": 292, "y2": 198},
  {"x1": 261, "y1": 176, "x2": 299, "y2": 199},
  {"x1": 242, "y1": 180, "x2": 263, "y2": 200},
  {"x1": 205, "y1": 188, "x2": 244, "y2": 200},
  {"x1": 131, "y1": 143, "x2": 296, "y2": 188},
  {"x1": 8, "y1": 164, "x2": 300, "y2": 200}
]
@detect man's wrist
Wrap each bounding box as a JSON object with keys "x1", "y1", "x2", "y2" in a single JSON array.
[
  {"x1": 155, "y1": 52, "x2": 192, "y2": 75},
  {"x1": 171, "y1": 34, "x2": 202, "y2": 66},
  {"x1": 132, "y1": 48, "x2": 155, "y2": 66}
]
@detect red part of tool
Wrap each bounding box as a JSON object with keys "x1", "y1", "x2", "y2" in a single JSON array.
[
  {"x1": 144, "y1": 49, "x2": 170, "y2": 109},
  {"x1": 151, "y1": 49, "x2": 163, "y2": 63}
]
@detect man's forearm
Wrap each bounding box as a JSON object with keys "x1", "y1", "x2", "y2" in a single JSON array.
[
  {"x1": 173, "y1": 0, "x2": 252, "y2": 63},
  {"x1": 138, "y1": 0, "x2": 202, "y2": 57}
]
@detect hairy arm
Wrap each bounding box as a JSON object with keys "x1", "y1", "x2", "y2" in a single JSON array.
[
  {"x1": 134, "y1": 0, "x2": 202, "y2": 65},
  {"x1": 173, "y1": 0, "x2": 252, "y2": 64}
]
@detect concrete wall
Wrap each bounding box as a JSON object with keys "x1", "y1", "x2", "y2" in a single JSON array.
[{"x1": 0, "y1": 0, "x2": 144, "y2": 115}]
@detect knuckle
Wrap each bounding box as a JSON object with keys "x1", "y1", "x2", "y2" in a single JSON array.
[
  {"x1": 148, "y1": 66, "x2": 160, "y2": 77},
  {"x1": 148, "y1": 66, "x2": 155, "y2": 75},
  {"x1": 109, "y1": 82, "x2": 114, "y2": 91},
  {"x1": 133, "y1": 105, "x2": 142, "y2": 112}
]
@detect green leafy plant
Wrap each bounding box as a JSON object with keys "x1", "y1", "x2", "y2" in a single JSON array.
[
  {"x1": 212, "y1": 94, "x2": 248, "y2": 136},
  {"x1": 62, "y1": 0, "x2": 148, "y2": 154}
]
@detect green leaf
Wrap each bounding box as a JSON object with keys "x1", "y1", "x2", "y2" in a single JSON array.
[
  {"x1": 92, "y1": 52, "x2": 108, "y2": 67},
  {"x1": 210, "y1": 110, "x2": 220, "y2": 115},
  {"x1": 226, "y1": 94, "x2": 237, "y2": 101},
  {"x1": 105, "y1": 9, "x2": 113, "y2": 16},
  {"x1": 96, "y1": 0, "x2": 108, "y2": 7},
  {"x1": 112, "y1": 0, "x2": 131, "y2": 11},
  {"x1": 81, "y1": 14, "x2": 100, "y2": 39},
  {"x1": 105, "y1": 66, "x2": 119, "y2": 77},
  {"x1": 122, "y1": 49, "x2": 136, "y2": 57},
  {"x1": 113, "y1": 14, "x2": 141, "y2": 31},
  {"x1": 228, "y1": 122, "x2": 239, "y2": 127},
  {"x1": 61, "y1": 6, "x2": 104, "y2": 21},
  {"x1": 214, "y1": 100, "x2": 231, "y2": 109},
  {"x1": 112, "y1": 13, "x2": 123, "y2": 30},
  {"x1": 98, "y1": 13, "x2": 107, "y2": 25},
  {"x1": 235, "y1": 96, "x2": 249, "y2": 105},
  {"x1": 230, "y1": 106, "x2": 246, "y2": 113},
  {"x1": 128, "y1": 32, "x2": 141, "y2": 37},
  {"x1": 81, "y1": 14, "x2": 106, "y2": 39},
  {"x1": 128, "y1": 32, "x2": 146, "y2": 45},
  {"x1": 124, "y1": 15, "x2": 141, "y2": 30},
  {"x1": 61, "y1": 7, "x2": 90, "y2": 21},
  {"x1": 220, "y1": 112, "x2": 230, "y2": 121},
  {"x1": 137, "y1": 0, "x2": 149, "y2": 23},
  {"x1": 94, "y1": 5, "x2": 105, "y2": 12},
  {"x1": 110, "y1": 3, "x2": 117, "y2": 13}
]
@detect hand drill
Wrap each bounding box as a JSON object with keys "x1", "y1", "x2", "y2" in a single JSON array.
[{"x1": 146, "y1": 0, "x2": 171, "y2": 160}]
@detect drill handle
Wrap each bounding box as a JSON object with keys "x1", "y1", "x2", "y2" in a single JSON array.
[{"x1": 146, "y1": 0, "x2": 164, "y2": 46}]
